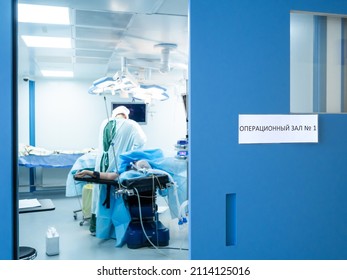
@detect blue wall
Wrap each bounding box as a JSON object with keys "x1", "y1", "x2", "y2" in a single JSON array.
[
  {"x1": 0, "y1": 0, "x2": 17, "y2": 260},
  {"x1": 190, "y1": 0, "x2": 347, "y2": 259}
]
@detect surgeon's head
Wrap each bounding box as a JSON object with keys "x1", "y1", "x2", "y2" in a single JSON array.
[{"x1": 112, "y1": 106, "x2": 130, "y2": 119}]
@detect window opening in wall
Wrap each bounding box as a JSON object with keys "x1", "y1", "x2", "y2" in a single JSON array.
[{"x1": 290, "y1": 12, "x2": 347, "y2": 113}]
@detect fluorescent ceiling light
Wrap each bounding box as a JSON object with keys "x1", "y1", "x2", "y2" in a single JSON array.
[
  {"x1": 18, "y1": 4, "x2": 70, "y2": 25},
  {"x1": 21, "y1": 36, "x2": 71, "y2": 48},
  {"x1": 41, "y1": 70, "x2": 73, "y2": 78}
]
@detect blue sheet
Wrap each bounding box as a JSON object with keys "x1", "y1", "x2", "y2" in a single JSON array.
[
  {"x1": 65, "y1": 152, "x2": 97, "y2": 197},
  {"x1": 19, "y1": 153, "x2": 84, "y2": 168}
]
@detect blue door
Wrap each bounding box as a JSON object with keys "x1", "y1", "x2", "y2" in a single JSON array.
[{"x1": 190, "y1": 0, "x2": 347, "y2": 259}]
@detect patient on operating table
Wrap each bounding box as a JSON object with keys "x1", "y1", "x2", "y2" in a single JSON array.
[{"x1": 71, "y1": 148, "x2": 187, "y2": 246}]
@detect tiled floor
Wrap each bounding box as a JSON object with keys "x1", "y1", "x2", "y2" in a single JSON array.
[{"x1": 19, "y1": 190, "x2": 189, "y2": 260}]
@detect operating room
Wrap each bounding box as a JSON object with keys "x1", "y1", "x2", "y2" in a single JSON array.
[{"x1": 17, "y1": 0, "x2": 189, "y2": 260}]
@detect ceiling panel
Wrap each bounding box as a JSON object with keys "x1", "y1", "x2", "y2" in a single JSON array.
[
  {"x1": 73, "y1": 63, "x2": 109, "y2": 77},
  {"x1": 75, "y1": 49, "x2": 113, "y2": 58},
  {"x1": 27, "y1": 48, "x2": 75, "y2": 57},
  {"x1": 75, "y1": 57, "x2": 110, "y2": 64},
  {"x1": 156, "y1": 0, "x2": 188, "y2": 16},
  {"x1": 18, "y1": 0, "x2": 165, "y2": 13},
  {"x1": 35, "y1": 56, "x2": 73, "y2": 64},
  {"x1": 18, "y1": 0, "x2": 189, "y2": 83},
  {"x1": 75, "y1": 27, "x2": 124, "y2": 41},
  {"x1": 74, "y1": 39, "x2": 118, "y2": 50},
  {"x1": 74, "y1": 10, "x2": 133, "y2": 29}
]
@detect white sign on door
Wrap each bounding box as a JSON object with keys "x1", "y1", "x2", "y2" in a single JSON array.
[{"x1": 238, "y1": 114, "x2": 318, "y2": 144}]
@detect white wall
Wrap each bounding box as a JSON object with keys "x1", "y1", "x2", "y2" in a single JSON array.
[{"x1": 18, "y1": 78, "x2": 187, "y2": 156}]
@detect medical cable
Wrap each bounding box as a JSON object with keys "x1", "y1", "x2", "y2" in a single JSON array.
[
  {"x1": 151, "y1": 172, "x2": 181, "y2": 221},
  {"x1": 150, "y1": 246, "x2": 188, "y2": 251},
  {"x1": 118, "y1": 169, "x2": 175, "y2": 252},
  {"x1": 133, "y1": 187, "x2": 169, "y2": 257},
  {"x1": 119, "y1": 172, "x2": 187, "y2": 254},
  {"x1": 156, "y1": 173, "x2": 183, "y2": 226},
  {"x1": 152, "y1": 174, "x2": 156, "y2": 213},
  {"x1": 150, "y1": 170, "x2": 181, "y2": 219},
  {"x1": 152, "y1": 174, "x2": 159, "y2": 248},
  {"x1": 153, "y1": 173, "x2": 188, "y2": 251},
  {"x1": 151, "y1": 173, "x2": 186, "y2": 251}
]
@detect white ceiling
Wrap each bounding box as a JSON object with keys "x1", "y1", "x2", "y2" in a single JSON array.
[{"x1": 18, "y1": 0, "x2": 189, "y2": 86}]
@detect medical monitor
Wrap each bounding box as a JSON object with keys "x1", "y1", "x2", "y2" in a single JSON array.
[{"x1": 112, "y1": 102, "x2": 147, "y2": 124}]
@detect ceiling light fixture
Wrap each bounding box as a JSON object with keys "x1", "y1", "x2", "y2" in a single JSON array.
[
  {"x1": 21, "y1": 36, "x2": 71, "y2": 48},
  {"x1": 18, "y1": 4, "x2": 70, "y2": 25}
]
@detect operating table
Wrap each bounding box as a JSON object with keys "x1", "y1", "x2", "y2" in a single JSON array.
[{"x1": 74, "y1": 173, "x2": 171, "y2": 249}]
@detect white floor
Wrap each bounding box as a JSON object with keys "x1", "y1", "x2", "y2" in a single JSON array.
[{"x1": 19, "y1": 190, "x2": 189, "y2": 260}]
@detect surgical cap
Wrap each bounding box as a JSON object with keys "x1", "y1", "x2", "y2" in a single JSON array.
[{"x1": 112, "y1": 106, "x2": 130, "y2": 118}]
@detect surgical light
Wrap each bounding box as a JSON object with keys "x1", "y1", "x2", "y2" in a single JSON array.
[
  {"x1": 88, "y1": 57, "x2": 169, "y2": 102},
  {"x1": 88, "y1": 74, "x2": 138, "y2": 96},
  {"x1": 93, "y1": 76, "x2": 116, "y2": 88},
  {"x1": 21, "y1": 36, "x2": 71, "y2": 49},
  {"x1": 18, "y1": 4, "x2": 70, "y2": 25},
  {"x1": 88, "y1": 78, "x2": 168, "y2": 103},
  {"x1": 132, "y1": 85, "x2": 169, "y2": 103},
  {"x1": 88, "y1": 86, "x2": 103, "y2": 95},
  {"x1": 113, "y1": 71, "x2": 138, "y2": 91}
]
